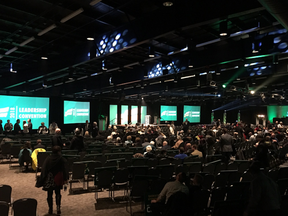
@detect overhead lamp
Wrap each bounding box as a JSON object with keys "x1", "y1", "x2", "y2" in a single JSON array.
[
  {"x1": 10, "y1": 63, "x2": 17, "y2": 73},
  {"x1": 188, "y1": 59, "x2": 194, "y2": 68},
  {"x1": 41, "y1": 56, "x2": 48, "y2": 60},
  {"x1": 37, "y1": 24, "x2": 57, "y2": 36},
  {"x1": 252, "y1": 41, "x2": 261, "y2": 53},
  {"x1": 109, "y1": 76, "x2": 113, "y2": 85},
  {"x1": 102, "y1": 59, "x2": 107, "y2": 70},
  {"x1": 5, "y1": 47, "x2": 18, "y2": 55},
  {"x1": 42, "y1": 80, "x2": 48, "y2": 88},
  {"x1": 87, "y1": 37, "x2": 94, "y2": 41},
  {"x1": 19, "y1": 37, "x2": 35, "y2": 47},
  {"x1": 250, "y1": 90, "x2": 255, "y2": 94},
  {"x1": 163, "y1": 1, "x2": 173, "y2": 6},
  {"x1": 218, "y1": 94, "x2": 221, "y2": 97},
  {"x1": 219, "y1": 21, "x2": 228, "y2": 36},
  {"x1": 60, "y1": 8, "x2": 84, "y2": 23},
  {"x1": 90, "y1": 0, "x2": 102, "y2": 6},
  {"x1": 222, "y1": 84, "x2": 226, "y2": 88},
  {"x1": 210, "y1": 81, "x2": 217, "y2": 87},
  {"x1": 148, "y1": 46, "x2": 155, "y2": 58}
]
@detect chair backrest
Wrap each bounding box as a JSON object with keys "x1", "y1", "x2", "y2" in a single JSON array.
[
  {"x1": 22, "y1": 149, "x2": 31, "y2": 162},
  {"x1": 278, "y1": 167, "x2": 288, "y2": 180},
  {"x1": 147, "y1": 158, "x2": 158, "y2": 168},
  {"x1": 226, "y1": 182, "x2": 250, "y2": 201},
  {"x1": 37, "y1": 152, "x2": 48, "y2": 168},
  {"x1": 202, "y1": 174, "x2": 215, "y2": 190},
  {"x1": 281, "y1": 195, "x2": 288, "y2": 216},
  {"x1": 1, "y1": 143, "x2": 11, "y2": 155},
  {"x1": 97, "y1": 169, "x2": 114, "y2": 188},
  {"x1": 130, "y1": 179, "x2": 148, "y2": 197},
  {"x1": 0, "y1": 201, "x2": 9, "y2": 216},
  {"x1": 227, "y1": 162, "x2": 238, "y2": 171},
  {"x1": 157, "y1": 165, "x2": 174, "y2": 180},
  {"x1": 114, "y1": 169, "x2": 129, "y2": 184},
  {"x1": 72, "y1": 163, "x2": 85, "y2": 179},
  {"x1": 212, "y1": 200, "x2": 244, "y2": 216},
  {"x1": 159, "y1": 158, "x2": 170, "y2": 165},
  {"x1": 241, "y1": 171, "x2": 253, "y2": 182},
  {"x1": 277, "y1": 178, "x2": 288, "y2": 196},
  {"x1": 88, "y1": 161, "x2": 102, "y2": 174},
  {"x1": 238, "y1": 162, "x2": 250, "y2": 173},
  {"x1": 132, "y1": 158, "x2": 147, "y2": 166},
  {"x1": 10, "y1": 145, "x2": 22, "y2": 158},
  {"x1": 13, "y1": 198, "x2": 37, "y2": 216},
  {"x1": 210, "y1": 187, "x2": 227, "y2": 208},
  {"x1": 0, "y1": 185, "x2": 11, "y2": 203},
  {"x1": 203, "y1": 163, "x2": 216, "y2": 175}
]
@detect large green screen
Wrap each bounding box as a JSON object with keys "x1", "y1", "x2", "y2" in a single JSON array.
[
  {"x1": 109, "y1": 105, "x2": 118, "y2": 125},
  {"x1": 0, "y1": 95, "x2": 49, "y2": 129},
  {"x1": 121, "y1": 105, "x2": 128, "y2": 124},
  {"x1": 183, "y1": 105, "x2": 200, "y2": 123},
  {"x1": 131, "y1": 106, "x2": 138, "y2": 124},
  {"x1": 64, "y1": 101, "x2": 90, "y2": 124},
  {"x1": 267, "y1": 105, "x2": 288, "y2": 122},
  {"x1": 141, "y1": 106, "x2": 147, "y2": 124},
  {"x1": 160, "y1": 105, "x2": 177, "y2": 121}
]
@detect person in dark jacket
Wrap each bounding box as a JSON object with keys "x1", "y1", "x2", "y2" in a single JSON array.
[
  {"x1": 51, "y1": 128, "x2": 65, "y2": 149},
  {"x1": 0, "y1": 119, "x2": 3, "y2": 134},
  {"x1": 91, "y1": 122, "x2": 99, "y2": 138},
  {"x1": 70, "y1": 129, "x2": 84, "y2": 152},
  {"x1": 39, "y1": 146, "x2": 68, "y2": 215},
  {"x1": 219, "y1": 128, "x2": 233, "y2": 163}
]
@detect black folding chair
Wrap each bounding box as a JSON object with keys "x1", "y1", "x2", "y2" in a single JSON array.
[
  {"x1": 277, "y1": 178, "x2": 288, "y2": 196},
  {"x1": 1, "y1": 143, "x2": 11, "y2": 161},
  {"x1": 0, "y1": 201, "x2": 9, "y2": 216},
  {"x1": 69, "y1": 162, "x2": 85, "y2": 194},
  {"x1": 112, "y1": 168, "x2": 129, "y2": 201},
  {"x1": 209, "y1": 187, "x2": 227, "y2": 209},
  {"x1": 241, "y1": 171, "x2": 253, "y2": 182},
  {"x1": 157, "y1": 164, "x2": 174, "y2": 180},
  {"x1": 159, "y1": 158, "x2": 170, "y2": 165},
  {"x1": 226, "y1": 182, "x2": 250, "y2": 201},
  {"x1": 212, "y1": 200, "x2": 244, "y2": 216},
  {"x1": 9, "y1": 145, "x2": 21, "y2": 168},
  {"x1": 13, "y1": 198, "x2": 37, "y2": 216},
  {"x1": 202, "y1": 174, "x2": 215, "y2": 190},
  {"x1": 0, "y1": 185, "x2": 12, "y2": 205}
]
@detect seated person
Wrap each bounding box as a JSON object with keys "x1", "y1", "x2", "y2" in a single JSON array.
[
  {"x1": 134, "y1": 137, "x2": 142, "y2": 147},
  {"x1": 185, "y1": 143, "x2": 193, "y2": 156},
  {"x1": 191, "y1": 144, "x2": 203, "y2": 158},
  {"x1": 38, "y1": 122, "x2": 48, "y2": 134},
  {"x1": 18, "y1": 141, "x2": 32, "y2": 171},
  {"x1": 34, "y1": 139, "x2": 45, "y2": 149},
  {"x1": 124, "y1": 135, "x2": 133, "y2": 146},
  {"x1": 142, "y1": 138, "x2": 150, "y2": 147},
  {"x1": 151, "y1": 172, "x2": 189, "y2": 215},
  {"x1": 144, "y1": 145, "x2": 155, "y2": 158},
  {"x1": 105, "y1": 136, "x2": 114, "y2": 145},
  {"x1": 162, "y1": 141, "x2": 171, "y2": 150},
  {"x1": 174, "y1": 147, "x2": 188, "y2": 160},
  {"x1": 84, "y1": 131, "x2": 90, "y2": 138}
]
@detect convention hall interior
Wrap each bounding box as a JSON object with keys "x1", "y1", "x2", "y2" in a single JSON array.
[{"x1": 0, "y1": 0, "x2": 288, "y2": 216}]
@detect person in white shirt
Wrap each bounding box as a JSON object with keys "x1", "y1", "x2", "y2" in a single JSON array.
[
  {"x1": 277, "y1": 121, "x2": 284, "y2": 129},
  {"x1": 38, "y1": 122, "x2": 48, "y2": 134},
  {"x1": 23, "y1": 120, "x2": 29, "y2": 134}
]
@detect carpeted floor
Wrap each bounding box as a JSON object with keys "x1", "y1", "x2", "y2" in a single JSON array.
[{"x1": 0, "y1": 161, "x2": 142, "y2": 216}]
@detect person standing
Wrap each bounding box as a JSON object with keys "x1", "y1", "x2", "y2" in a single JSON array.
[
  {"x1": 38, "y1": 146, "x2": 68, "y2": 215},
  {"x1": 182, "y1": 118, "x2": 190, "y2": 133},
  {"x1": 23, "y1": 120, "x2": 29, "y2": 134},
  {"x1": 27, "y1": 119, "x2": 32, "y2": 134},
  {"x1": 91, "y1": 122, "x2": 99, "y2": 138},
  {"x1": 49, "y1": 122, "x2": 58, "y2": 135},
  {"x1": 219, "y1": 128, "x2": 233, "y2": 164},
  {"x1": 0, "y1": 119, "x2": 3, "y2": 134},
  {"x1": 84, "y1": 120, "x2": 90, "y2": 133},
  {"x1": 51, "y1": 128, "x2": 65, "y2": 149},
  {"x1": 70, "y1": 129, "x2": 84, "y2": 153},
  {"x1": 14, "y1": 119, "x2": 21, "y2": 134},
  {"x1": 4, "y1": 120, "x2": 13, "y2": 134},
  {"x1": 38, "y1": 122, "x2": 48, "y2": 134}
]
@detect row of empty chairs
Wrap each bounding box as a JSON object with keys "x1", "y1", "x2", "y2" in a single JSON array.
[{"x1": 0, "y1": 184, "x2": 37, "y2": 216}]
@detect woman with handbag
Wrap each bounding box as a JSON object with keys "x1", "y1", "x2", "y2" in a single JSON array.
[{"x1": 38, "y1": 145, "x2": 68, "y2": 215}]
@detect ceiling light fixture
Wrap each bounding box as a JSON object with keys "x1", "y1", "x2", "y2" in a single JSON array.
[
  {"x1": 19, "y1": 37, "x2": 35, "y2": 47},
  {"x1": 37, "y1": 24, "x2": 57, "y2": 36},
  {"x1": 41, "y1": 56, "x2": 48, "y2": 60},
  {"x1": 163, "y1": 1, "x2": 173, "y2": 6},
  {"x1": 60, "y1": 8, "x2": 84, "y2": 23},
  {"x1": 10, "y1": 63, "x2": 17, "y2": 73},
  {"x1": 148, "y1": 46, "x2": 155, "y2": 58},
  {"x1": 188, "y1": 59, "x2": 194, "y2": 68},
  {"x1": 250, "y1": 90, "x2": 255, "y2": 94},
  {"x1": 102, "y1": 59, "x2": 107, "y2": 70},
  {"x1": 90, "y1": 0, "x2": 102, "y2": 6},
  {"x1": 87, "y1": 37, "x2": 94, "y2": 41},
  {"x1": 219, "y1": 21, "x2": 228, "y2": 36},
  {"x1": 5, "y1": 47, "x2": 18, "y2": 55}
]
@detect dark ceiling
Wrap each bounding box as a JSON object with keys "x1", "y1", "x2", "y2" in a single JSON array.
[{"x1": 1, "y1": 0, "x2": 288, "y2": 107}]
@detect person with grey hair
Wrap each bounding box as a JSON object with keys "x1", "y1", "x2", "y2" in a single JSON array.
[
  {"x1": 70, "y1": 128, "x2": 84, "y2": 152},
  {"x1": 91, "y1": 121, "x2": 99, "y2": 138},
  {"x1": 51, "y1": 128, "x2": 65, "y2": 149},
  {"x1": 144, "y1": 145, "x2": 155, "y2": 158},
  {"x1": 49, "y1": 121, "x2": 58, "y2": 135},
  {"x1": 38, "y1": 122, "x2": 48, "y2": 134},
  {"x1": 27, "y1": 118, "x2": 32, "y2": 134}
]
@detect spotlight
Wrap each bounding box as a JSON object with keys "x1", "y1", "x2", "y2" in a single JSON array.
[
  {"x1": 250, "y1": 90, "x2": 255, "y2": 94},
  {"x1": 87, "y1": 37, "x2": 94, "y2": 41},
  {"x1": 102, "y1": 59, "x2": 107, "y2": 70},
  {"x1": 218, "y1": 94, "x2": 221, "y2": 97},
  {"x1": 219, "y1": 21, "x2": 228, "y2": 36},
  {"x1": 109, "y1": 76, "x2": 113, "y2": 85},
  {"x1": 210, "y1": 81, "x2": 217, "y2": 87},
  {"x1": 188, "y1": 59, "x2": 194, "y2": 68},
  {"x1": 142, "y1": 97, "x2": 144, "y2": 100},
  {"x1": 260, "y1": 93, "x2": 265, "y2": 102},
  {"x1": 252, "y1": 41, "x2": 261, "y2": 53},
  {"x1": 222, "y1": 84, "x2": 226, "y2": 88},
  {"x1": 42, "y1": 80, "x2": 47, "y2": 88},
  {"x1": 41, "y1": 56, "x2": 48, "y2": 60},
  {"x1": 163, "y1": 1, "x2": 173, "y2": 6},
  {"x1": 9, "y1": 63, "x2": 17, "y2": 73},
  {"x1": 148, "y1": 46, "x2": 155, "y2": 58}
]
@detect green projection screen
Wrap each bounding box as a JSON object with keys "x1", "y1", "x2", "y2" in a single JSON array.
[
  {"x1": 160, "y1": 105, "x2": 177, "y2": 121},
  {"x1": 109, "y1": 105, "x2": 118, "y2": 125},
  {"x1": 131, "y1": 106, "x2": 138, "y2": 124},
  {"x1": 141, "y1": 106, "x2": 147, "y2": 124},
  {"x1": 267, "y1": 106, "x2": 288, "y2": 122},
  {"x1": 183, "y1": 105, "x2": 201, "y2": 123},
  {"x1": 121, "y1": 105, "x2": 128, "y2": 124},
  {"x1": 64, "y1": 101, "x2": 90, "y2": 124},
  {"x1": 0, "y1": 95, "x2": 49, "y2": 129}
]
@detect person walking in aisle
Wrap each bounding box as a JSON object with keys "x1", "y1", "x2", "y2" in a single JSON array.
[{"x1": 38, "y1": 146, "x2": 68, "y2": 215}]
